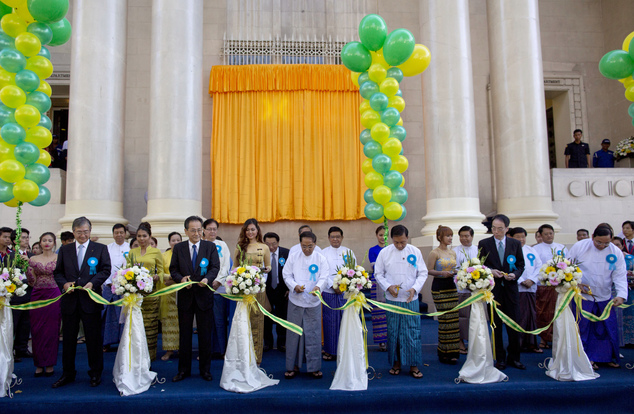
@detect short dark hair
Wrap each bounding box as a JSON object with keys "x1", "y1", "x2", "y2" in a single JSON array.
[
  {"x1": 129, "y1": 237, "x2": 137, "y2": 247},
  {"x1": 168, "y1": 231, "x2": 182, "y2": 242},
  {"x1": 492, "y1": 214, "x2": 510, "y2": 228},
  {"x1": 573, "y1": 129, "x2": 582, "y2": 135},
  {"x1": 298, "y1": 225, "x2": 312, "y2": 235},
  {"x1": 577, "y1": 228, "x2": 589, "y2": 235},
  {"x1": 299, "y1": 231, "x2": 316, "y2": 243},
  {"x1": 112, "y1": 223, "x2": 126, "y2": 233},
  {"x1": 151, "y1": 237, "x2": 158, "y2": 246},
  {"x1": 203, "y1": 218, "x2": 219, "y2": 229},
  {"x1": 509, "y1": 227, "x2": 527, "y2": 237},
  {"x1": 613, "y1": 236, "x2": 624, "y2": 245},
  {"x1": 391, "y1": 225, "x2": 408, "y2": 238},
  {"x1": 184, "y1": 215, "x2": 203, "y2": 230},
  {"x1": 458, "y1": 226, "x2": 474, "y2": 236},
  {"x1": 263, "y1": 232, "x2": 280, "y2": 242},
  {"x1": 538, "y1": 224, "x2": 554, "y2": 234},
  {"x1": 137, "y1": 222, "x2": 152, "y2": 236},
  {"x1": 375, "y1": 225, "x2": 384, "y2": 235},
  {"x1": 60, "y1": 231, "x2": 74, "y2": 242},
  {"x1": 328, "y1": 226, "x2": 343, "y2": 237},
  {"x1": 622, "y1": 221, "x2": 634, "y2": 229},
  {"x1": 11, "y1": 228, "x2": 29, "y2": 242},
  {"x1": 0, "y1": 227, "x2": 11, "y2": 236},
  {"x1": 593, "y1": 225, "x2": 613, "y2": 238},
  {"x1": 72, "y1": 216, "x2": 92, "y2": 230}
]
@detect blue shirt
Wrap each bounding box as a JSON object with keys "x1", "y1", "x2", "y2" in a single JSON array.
[{"x1": 592, "y1": 149, "x2": 614, "y2": 168}]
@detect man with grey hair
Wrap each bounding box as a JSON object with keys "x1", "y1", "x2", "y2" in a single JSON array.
[{"x1": 53, "y1": 217, "x2": 112, "y2": 388}]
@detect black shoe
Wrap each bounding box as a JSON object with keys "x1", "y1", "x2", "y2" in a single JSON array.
[
  {"x1": 201, "y1": 372, "x2": 213, "y2": 381},
  {"x1": 34, "y1": 371, "x2": 45, "y2": 378},
  {"x1": 278, "y1": 346, "x2": 286, "y2": 353},
  {"x1": 14, "y1": 356, "x2": 22, "y2": 363},
  {"x1": 16, "y1": 351, "x2": 33, "y2": 358},
  {"x1": 508, "y1": 360, "x2": 526, "y2": 370},
  {"x1": 52, "y1": 374, "x2": 75, "y2": 388},
  {"x1": 44, "y1": 370, "x2": 55, "y2": 377},
  {"x1": 172, "y1": 372, "x2": 189, "y2": 382},
  {"x1": 90, "y1": 376, "x2": 102, "y2": 387},
  {"x1": 494, "y1": 361, "x2": 506, "y2": 371}
]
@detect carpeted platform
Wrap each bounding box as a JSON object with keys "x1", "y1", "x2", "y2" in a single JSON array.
[{"x1": 2, "y1": 316, "x2": 634, "y2": 413}]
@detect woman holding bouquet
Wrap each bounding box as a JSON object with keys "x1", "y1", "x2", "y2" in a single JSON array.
[
  {"x1": 233, "y1": 219, "x2": 271, "y2": 365},
  {"x1": 26, "y1": 232, "x2": 60, "y2": 377},
  {"x1": 129, "y1": 222, "x2": 164, "y2": 361},
  {"x1": 426, "y1": 225, "x2": 460, "y2": 365},
  {"x1": 160, "y1": 232, "x2": 181, "y2": 361}
]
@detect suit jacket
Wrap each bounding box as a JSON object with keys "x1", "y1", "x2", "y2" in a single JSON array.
[
  {"x1": 478, "y1": 236, "x2": 525, "y2": 292},
  {"x1": 266, "y1": 246, "x2": 289, "y2": 300},
  {"x1": 54, "y1": 241, "x2": 112, "y2": 314},
  {"x1": 170, "y1": 240, "x2": 220, "y2": 311}
]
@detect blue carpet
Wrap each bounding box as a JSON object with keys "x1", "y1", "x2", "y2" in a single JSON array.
[{"x1": 2, "y1": 315, "x2": 634, "y2": 413}]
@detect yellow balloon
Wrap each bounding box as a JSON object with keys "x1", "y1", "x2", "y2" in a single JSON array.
[
  {"x1": 1, "y1": 0, "x2": 26, "y2": 7},
  {"x1": 25, "y1": 56, "x2": 53, "y2": 80},
  {"x1": 14, "y1": 5, "x2": 34, "y2": 24},
  {"x1": 388, "y1": 96, "x2": 406, "y2": 112},
  {"x1": 0, "y1": 68, "x2": 15, "y2": 89},
  {"x1": 14, "y1": 104, "x2": 40, "y2": 128},
  {"x1": 0, "y1": 158, "x2": 25, "y2": 182},
  {"x1": 15, "y1": 32, "x2": 41, "y2": 57},
  {"x1": 626, "y1": 85, "x2": 634, "y2": 102},
  {"x1": 36, "y1": 80, "x2": 52, "y2": 97},
  {"x1": 351, "y1": 71, "x2": 360, "y2": 87},
  {"x1": 371, "y1": 122, "x2": 390, "y2": 142},
  {"x1": 1, "y1": 13, "x2": 26, "y2": 38},
  {"x1": 364, "y1": 171, "x2": 384, "y2": 189},
  {"x1": 0, "y1": 140, "x2": 15, "y2": 161},
  {"x1": 371, "y1": 217, "x2": 384, "y2": 224},
  {"x1": 373, "y1": 185, "x2": 392, "y2": 205},
  {"x1": 4, "y1": 198, "x2": 19, "y2": 207},
  {"x1": 371, "y1": 49, "x2": 389, "y2": 69},
  {"x1": 619, "y1": 76, "x2": 632, "y2": 84},
  {"x1": 36, "y1": 148, "x2": 51, "y2": 166},
  {"x1": 384, "y1": 201, "x2": 403, "y2": 221},
  {"x1": 379, "y1": 77, "x2": 399, "y2": 97},
  {"x1": 361, "y1": 158, "x2": 374, "y2": 174},
  {"x1": 25, "y1": 126, "x2": 52, "y2": 148},
  {"x1": 360, "y1": 109, "x2": 380, "y2": 129},
  {"x1": 359, "y1": 99, "x2": 371, "y2": 113},
  {"x1": 400, "y1": 176, "x2": 405, "y2": 187},
  {"x1": 382, "y1": 137, "x2": 402, "y2": 157},
  {"x1": 391, "y1": 155, "x2": 409, "y2": 173},
  {"x1": 623, "y1": 31, "x2": 634, "y2": 52},
  {"x1": 368, "y1": 63, "x2": 387, "y2": 83},
  {"x1": 624, "y1": 78, "x2": 634, "y2": 89},
  {"x1": 397, "y1": 44, "x2": 431, "y2": 77},
  {"x1": 0, "y1": 85, "x2": 26, "y2": 108},
  {"x1": 12, "y1": 178, "x2": 38, "y2": 202}
]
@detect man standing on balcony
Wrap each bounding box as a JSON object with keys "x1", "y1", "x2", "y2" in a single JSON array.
[{"x1": 564, "y1": 129, "x2": 591, "y2": 168}]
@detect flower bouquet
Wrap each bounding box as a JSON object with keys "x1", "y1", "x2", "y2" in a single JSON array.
[
  {"x1": 332, "y1": 252, "x2": 371, "y2": 299},
  {"x1": 225, "y1": 265, "x2": 264, "y2": 296},
  {"x1": 0, "y1": 266, "x2": 28, "y2": 302},
  {"x1": 455, "y1": 256, "x2": 495, "y2": 293},
  {"x1": 112, "y1": 265, "x2": 154, "y2": 297},
  {"x1": 537, "y1": 255, "x2": 582, "y2": 294},
  {"x1": 615, "y1": 136, "x2": 634, "y2": 161},
  {"x1": 0, "y1": 263, "x2": 27, "y2": 398}
]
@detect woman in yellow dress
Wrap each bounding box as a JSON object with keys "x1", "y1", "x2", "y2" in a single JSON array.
[
  {"x1": 129, "y1": 222, "x2": 164, "y2": 361},
  {"x1": 233, "y1": 218, "x2": 271, "y2": 365},
  {"x1": 160, "y1": 231, "x2": 181, "y2": 361}
]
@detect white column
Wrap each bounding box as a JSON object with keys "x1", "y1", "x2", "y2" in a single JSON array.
[
  {"x1": 487, "y1": 0, "x2": 559, "y2": 231},
  {"x1": 59, "y1": 0, "x2": 128, "y2": 236},
  {"x1": 142, "y1": 0, "x2": 203, "y2": 239},
  {"x1": 420, "y1": 0, "x2": 486, "y2": 236}
]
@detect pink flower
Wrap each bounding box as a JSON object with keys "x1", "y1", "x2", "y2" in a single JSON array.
[
  {"x1": 347, "y1": 269, "x2": 356, "y2": 277},
  {"x1": 0, "y1": 272, "x2": 8, "y2": 281},
  {"x1": 556, "y1": 262, "x2": 567, "y2": 270},
  {"x1": 111, "y1": 285, "x2": 116, "y2": 294},
  {"x1": 255, "y1": 278, "x2": 260, "y2": 284},
  {"x1": 467, "y1": 267, "x2": 475, "y2": 273},
  {"x1": 453, "y1": 277, "x2": 458, "y2": 284},
  {"x1": 227, "y1": 280, "x2": 232, "y2": 286},
  {"x1": 549, "y1": 278, "x2": 559, "y2": 286},
  {"x1": 138, "y1": 280, "x2": 146, "y2": 290},
  {"x1": 489, "y1": 279, "x2": 495, "y2": 286}
]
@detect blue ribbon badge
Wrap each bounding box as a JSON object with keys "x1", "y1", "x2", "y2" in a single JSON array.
[
  {"x1": 200, "y1": 258, "x2": 209, "y2": 276},
  {"x1": 216, "y1": 245, "x2": 222, "y2": 258},
  {"x1": 309, "y1": 264, "x2": 318, "y2": 281},
  {"x1": 279, "y1": 257, "x2": 286, "y2": 267},
  {"x1": 506, "y1": 255, "x2": 517, "y2": 272},
  {"x1": 87, "y1": 257, "x2": 98, "y2": 275},
  {"x1": 407, "y1": 254, "x2": 417, "y2": 268},
  {"x1": 557, "y1": 249, "x2": 563, "y2": 256},
  {"x1": 625, "y1": 254, "x2": 634, "y2": 269},
  {"x1": 527, "y1": 253, "x2": 535, "y2": 267},
  {"x1": 606, "y1": 254, "x2": 617, "y2": 271},
  {"x1": 123, "y1": 251, "x2": 129, "y2": 258}
]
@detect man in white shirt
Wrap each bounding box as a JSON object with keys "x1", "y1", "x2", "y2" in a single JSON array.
[
  {"x1": 321, "y1": 226, "x2": 356, "y2": 361},
  {"x1": 375, "y1": 225, "x2": 428, "y2": 379},
  {"x1": 533, "y1": 224, "x2": 566, "y2": 350},
  {"x1": 510, "y1": 227, "x2": 543, "y2": 354},
  {"x1": 282, "y1": 231, "x2": 329, "y2": 379},
  {"x1": 453, "y1": 225, "x2": 478, "y2": 354},
  {"x1": 288, "y1": 225, "x2": 322, "y2": 258},
  {"x1": 103, "y1": 224, "x2": 130, "y2": 351},
  {"x1": 568, "y1": 225, "x2": 627, "y2": 368}
]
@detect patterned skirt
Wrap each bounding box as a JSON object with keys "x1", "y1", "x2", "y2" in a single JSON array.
[
  {"x1": 160, "y1": 293, "x2": 179, "y2": 351},
  {"x1": 249, "y1": 291, "x2": 266, "y2": 364},
  {"x1": 386, "y1": 299, "x2": 422, "y2": 367},
  {"x1": 142, "y1": 296, "x2": 160, "y2": 361},
  {"x1": 431, "y1": 277, "x2": 460, "y2": 361},
  {"x1": 370, "y1": 273, "x2": 387, "y2": 344}
]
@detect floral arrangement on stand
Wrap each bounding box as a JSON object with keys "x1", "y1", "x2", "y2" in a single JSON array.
[
  {"x1": 538, "y1": 253, "x2": 583, "y2": 294},
  {"x1": 0, "y1": 262, "x2": 27, "y2": 301},
  {"x1": 332, "y1": 250, "x2": 371, "y2": 299},
  {"x1": 615, "y1": 136, "x2": 634, "y2": 161},
  {"x1": 455, "y1": 254, "x2": 495, "y2": 293},
  {"x1": 112, "y1": 253, "x2": 154, "y2": 297},
  {"x1": 225, "y1": 266, "x2": 264, "y2": 296}
]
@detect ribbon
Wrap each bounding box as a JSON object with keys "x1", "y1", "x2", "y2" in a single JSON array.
[
  {"x1": 216, "y1": 245, "x2": 222, "y2": 257},
  {"x1": 527, "y1": 253, "x2": 535, "y2": 267},
  {"x1": 87, "y1": 257, "x2": 98, "y2": 275},
  {"x1": 506, "y1": 255, "x2": 516, "y2": 272},
  {"x1": 626, "y1": 254, "x2": 634, "y2": 269},
  {"x1": 121, "y1": 293, "x2": 143, "y2": 370},
  {"x1": 606, "y1": 254, "x2": 617, "y2": 270},
  {"x1": 309, "y1": 264, "x2": 318, "y2": 282},
  {"x1": 407, "y1": 254, "x2": 417, "y2": 268},
  {"x1": 200, "y1": 258, "x2": 209, "y2": 276},
  {"x1": 279, "y1": 257, "x2": 286, "y2": 266}
]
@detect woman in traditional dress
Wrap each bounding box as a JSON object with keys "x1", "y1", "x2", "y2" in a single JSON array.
[
  {"x1": 129, "y1": 222, "x2": 164, "y2": 361},
  {"x1": 233, "y1": 218, "x2": 270, "y2": 365},
  {"x1": 426, "y1": 225, "x2": 460, "y2": 365},
  {"x1": 27, "y1": 232, "x2": 60, "y2": 377},
  {"x1": 368, "y1": 225, "x2": 387, "y2": 351},
  {"x1": 160, "y1": 232, "x2": 181, "y2": 361}
]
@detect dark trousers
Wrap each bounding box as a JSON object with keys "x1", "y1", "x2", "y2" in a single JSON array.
[
  {"x1": 61, "y1": 307, "x2": 103, "y2": 378},
  {"x1": 12, "y1": 308, "x2": 31, "y2": 355},
  {"x1": 492, "y1": 282, "x2": 521, "y2": 363},
  {"x1": 264, "y1": 291, "x2": 288, "y2": 348},
  {"x1": 178, "y1": 300, "x2": 213, "y2": 375}
]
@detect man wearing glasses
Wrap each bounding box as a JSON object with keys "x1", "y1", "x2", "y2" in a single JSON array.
[{"x1": 568, "y1": 225, "x2": 627, "y2": 369}]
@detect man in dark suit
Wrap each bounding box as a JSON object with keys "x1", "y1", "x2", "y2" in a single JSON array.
[
  {"x1": 263, "y1": 232, "x2": 290, "y2": 352},
  {"x1": 478, "y1": 214, "x2": 526, "y2": 370},
  {"x1": 170, "y1": 216, "x2": 220, "y2": 382},
  {"x1": 52, "y1": 217, "x2": 111, "y2": 388},
  {"x1": 10, "y1": 228, "x2": 33, "y2": 361}
]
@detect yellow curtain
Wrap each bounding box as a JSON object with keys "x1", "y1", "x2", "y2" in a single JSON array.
[{"x1": 209, "y1": 64, "x2": 365, "y2": 224}]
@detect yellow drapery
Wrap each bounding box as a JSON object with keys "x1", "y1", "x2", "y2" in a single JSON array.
[{"x1": 209, "y1": 64, "x2": 365, "y2": 223}]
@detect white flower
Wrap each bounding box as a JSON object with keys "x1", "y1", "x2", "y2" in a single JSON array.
[
  {"x1": 237, "y1": 276, "x2": 243, "y2": 283},
  {"x1": 232, "y1": 287, "x2": 239, "y2": 294},
  {"x1": 472, "y1": 258, "x2": 481, "y2": 265},
  {"x1": 129, "y1": 286, "x2": 137, "y2": 293},
  {"x1": 246, "y1": 279, "x2": 252, "y2": 286},
  {"x1": 252, "y1": 286, "x2": 260, "y2": 294},
  {"x1": 115, "y1": 287, "x2": 125, "y2": 295},
  {"x1": 244, "y1": 288, "x2": 251, "y2": 295},
  {"x1": 239, "y1": 282, "x2": 246, "y2": 290}
]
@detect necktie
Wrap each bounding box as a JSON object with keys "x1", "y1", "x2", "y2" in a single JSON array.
[
  {"x1": 497, "y1": 241, "x2": 504, "y2": 265},
  {"x1": 192, "y1": 244, "x2": 198, "y2": 271},
  {"x1": 271, "y1": 252, "x2": 278, "y2": 289},
  {"x1": 77, "y1": 244, "x2": 85, "y2": 269},
  {"x1": 629, "y1": 240, "x2": 633, "y2": 254}
]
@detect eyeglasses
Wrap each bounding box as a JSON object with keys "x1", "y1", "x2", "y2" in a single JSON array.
[
  {"x1": 188, "y1": 228, "x2": 203, "y2": 234},
  {"x1": 594, "y1": 241, "x2": 611, "y2": 247},
  {"x1": 74, "y1": 230, "x2": 90, "y2": 235},
  {"x1": 301, "y1": 244, "x2": 315, "y2": 250}
]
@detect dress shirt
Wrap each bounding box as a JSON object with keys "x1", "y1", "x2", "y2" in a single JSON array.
[
  {"x1": 213, "y1": 239, "x2": 231, "y2": 293},
  {"x1": 453, "y1": 245, "x2": 478, "y2": 293},
  {"x1": 533, "y1": 242, "x2": 566, "y2": 265},
  {"x1": 188, "y1": 240, "x2": 200, "y2": 261},
  {"x1": 568, "y1": 239, "x2": 627, "y2": 301},
  {"x1": 288, "y1": 243, "x2": 322, "y2": 258},
  {"x1": 374, "y1": 244, "x2": 428, "y2": 302},
  {"x1": 518, "y1": 245, "x2": 542, "y2": 293},
  {"x1": 282, "y1": 250, "x2": 329, "y2": 308},
  {"x1": 106, "y1": 241, "x2": 130, "y2": 285},
  {"x1": 321, "y1": 245, "x2": 357, "y2": 294},
  {"x1": 76, "y1": 240, "x2": 89, "y2": 267}
]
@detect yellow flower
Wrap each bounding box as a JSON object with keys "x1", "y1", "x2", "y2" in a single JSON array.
[
  {"x1": 6, "y1": 283, "x2": 15, "y2": 293},
  {"x1": 237, "y1": 267, "x2": 246, "y2": 274},
  {"x1": 472, "y1": 270, "x2": 480, "y2": 280},
  {"x1": 340, "y1": 284, "x2": 348, "y2": 292},
  {"x1": 564, "y1": 273, "x2": 573, "y2": 282},
  {"x1": 337, "y1": 270, "x2": 343, "y2": 275},
  {"x1": 125, "y1": 271, "x2": 134, "y2": 280},
  {"x1": 362, "y1": 271, "x2": 368, "y2": 277},
  {"x1": 546, "y1": 266, "x2": 556, "y2": 274}
]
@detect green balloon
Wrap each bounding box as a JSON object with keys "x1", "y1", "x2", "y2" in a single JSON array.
[
  {"x1": 28, "y1": 0, "x2": 69, "y2": 24},
  {"x1": 0, "y1": 178, "x2": 12, "y2": 202},
  {"x1": 598, "y1": 50, "x2": 634, "y2": 79},
  {"x1": 395, "y1": 89, "x2": 402, "y2": 97},
  {"x1": 0, "y1": 104, "x2": 15, "y2": 126},
  {"x1": 630, "y1": 37, "x2": 634, "y2": 60},
  {"x1": 381, "y1": 107, "x2": 400, "y2": 127},
  {"x1": 360, "y1": 129, "x2": 373, "y2": 145},
  {"x1": 384, "y1": 170, "x2": 403, "y2": 188},
  {"x1": 372, "y1": 154, "x2": 392, "y2": 173},
  {"x1": 1, "y1": 123, "x2": 26, "y2": 145},
  {"x1": 363, "y1": 188, "x2": 375, "y2": 204},
  {"x1": 386, "y1": 67, "x2": 404, "y2": 83},
  {"x1": 390, "y1": 187, "x2": 408, "y2": 204},
  {"x1": 26, "y1": 91, "x2": 51, "y2": 113},
  {"x1": 0, "y1": 48, "x2": 27, "y2": 73},
  {"x1": 0, "y1": 4, "x2": 11, "y2": 19},
  {"x1": 37, "y1": 113, "x2": 51, "y2": 130},
  {"x1": 364, "y1": 202, "x2": 384, "y2": 221},
  {"x1": 358, "y1": 14, "x2": 387, "y2": 51},
  {"x1": 369, "y1": 92, "x2": 389, "y2": 111},
  {"x1": 363, "y1": 140, "x2": 382, "y2": 158},
  {"x1": 47, "y1": 18, "x2": 72, "y2": 47},
  {"x1": 15, "y1": 70, "x2": 40, "y2": 93},
  {"x1": 629, "y1": 103, "x2": 634, "y2": 118},
  {"x1": 24, "y1": 162, "x2": 49, "y2": 184},
  {"x1": 383, "y1": 29, "x2": 415, "y2": 66},
  {"x1": 28, "y1": 184, "x2": 50, "y2": 206},
  {"x1": 358, "y1": 72, "x2": 370, "y2": 85},
  {"x1": 37, "y1": 46, "x2": 50, "y2": 60},
  {"x1": 359, "y1": 80, "x2": 379, "y2": 100},
  {"x1": 14, "y1": 141, "x2": 40, "y2": 164},
  {"x1": 390, "y1": 125, "x2": 407, "y2": 141},
  {"x1": 0, "y1": 30, "x2": 14, "y2": 51},
  {"x1": 341, "y1": 41, "x2": 372, "y2": 73},
  {"x1": 395, "y1": 205, "x2": 407, "y2": 221},
  {"x1": 27, "y1": 22, "x2": 53, "y2": 46}
]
